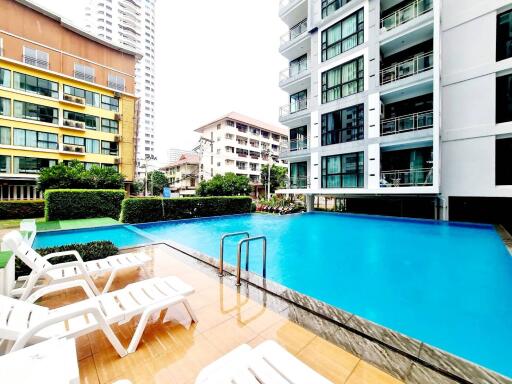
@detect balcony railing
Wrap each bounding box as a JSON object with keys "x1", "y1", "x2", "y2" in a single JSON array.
[
  {"x1": 280, "y1": 138, "x2": 309, "y2": 156},
  {"x1": 381, "y1": 0, "x2": 433, "y2": 31},
  {"x1": 381, "y1": 110, "x2": 433, "y2": 135},
  {"x1": 280, "y1": 19, "x2": 308, "y2": 46},
  {"x1": 74, "y1": 70, "x2": 96, "y2": 83},
  {"x1": 108, "y1": 81, "x2": 126, "y2": 92},
  {"x1": 380, "y1": 51, "x2": 433, "y2": 85},
  {"x1": 380, "y1": 167, "x2": 433, "y2": 187},
  {"x1": 279, "y1": 61, "x2": 309, "y2": 84},
  {"x1": 23, "y1": 55, "x2": 49, "y2": 69},
  {"x1": 280, "y1": 98, "x2": 309, "y2": 118},
  {"x1": 287, "y1": 176, "x2": 310, "y2": 189}
]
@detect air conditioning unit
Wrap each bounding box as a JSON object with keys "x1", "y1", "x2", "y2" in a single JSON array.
[
  {"x1": 63, "y1": 94, "x2": 74, "y2": 102},
  {"x1": 114, "y1": 135, "x2": 122, "y2": 142},
  {"x1": 114, "y1": 157, "x2": 121, "y2": 164},
  {"x1": 114, "y1": 113, "x2": 123, "y2": 121},
  {"x1": 62, "y1": 144, "x2": 84, "y2": 153},
  {"x1": 114, "y1": 92, "x2": 121, "y2": 98},
  {"x1": 74, "y1": 96, "x2": 86, "y2": 105},
  {"x1": 74, "y1": 121, "x2": 85, "y2": 129},
  {"x1": 63, "y1": 119, "x2": 73, "y2": 127}
]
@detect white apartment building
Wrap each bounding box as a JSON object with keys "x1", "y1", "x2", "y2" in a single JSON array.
[
  {"x1": 277, "y1": 0, "x2": 512, "y2": 224},
  {"x1": 195, "y1": 112, "x2": 288, "y2": 187},
  {"x1": 85, "y1": 0, "x2": 156, "y2": 178},
  {"x1": 160, "y1": 153, "x2": 199, "y2": 196}
]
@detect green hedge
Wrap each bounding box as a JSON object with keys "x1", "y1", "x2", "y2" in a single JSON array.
[
  {"x1": 0, "y1": 200, "x2": 45, "y2": 219},
  {"x1": 120, "y1": 196, "x2": 252, "y2": 223},
  {"x1": 16, "y1": 240, "x2": 118, "y2": 277},
  {"x1": 45, "y1": 189, "x2": 126, "y2": 221}
]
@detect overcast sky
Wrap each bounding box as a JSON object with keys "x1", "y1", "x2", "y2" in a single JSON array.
[{"x1": 33, "y1": 0, "x2": 288, "y2": 163}]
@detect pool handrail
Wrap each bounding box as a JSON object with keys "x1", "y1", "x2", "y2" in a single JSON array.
[
  {"x1": 219, "y1": 232, "x2": 250, "y2": 276},
  {"x1": 236, "y1": 236, "x2": 267, "y2": 286}
]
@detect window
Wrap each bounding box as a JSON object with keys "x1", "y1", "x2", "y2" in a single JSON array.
[
  {"x1": 74, "y1": 63, "x2": 95, "y2": 82},
  {"x1": 13, "y1": 72, "x2": 58, "y2": 98},
  {"x1": 322, "y1": 9, "x2": 364, "y2": 61},
  {"x1": 101, "y1": 141, "x2": 118, "y2": 155},
  {"x1": 14, "y1": 128, "x2": 58, "y2": 149},
  {"x1": 496, "y1": 138, "x2": 512, "y2": 185},
  {"x1": 321, "y1": 104, "x2": 364, "y2": 145},
  {"x1": 0, "y1": 155, "x2": 10, "y2": 173},
  {"x1": 290, "y1": 90, "x2": 308, "y2": 113},
  {"x1": 321, "y1": 152, "x2": 364, "y2": 188},
  {"x1": 322, "y1": 0, "x2": 352, "y2": 18},
  {"x1": 102, "y1": 163, "x2": 118, "y2": 171},
  {"x1": 0, "y1": 97, "x2": 10, "y2": 116},
  {"x1": 0, "y1": 126, "x2": 10, "y2": 145},
  {"x1": 101, "y1": 95, "x2": 119, "y2": 111},
  {"x1": 0, "y1": 68, "x2": 10, "y2": 87},
  {"x1": 290, "y1": 126, "x2": 308, "y2": 151},
  {"x1": 64, "y1": 85, "x2": 100, "y2": 107},
  {"x1": 290, "y1": 162, "x2": 308, "y2": 188},
  {"x1": 14, "y1": 156, "x2": 56, "y2": 174},
  {"x1": 289, "y1": 54, "x2": 308, "y2": 76},
  {"x1": 322, "y1": 56, "x2": 364, "y2": 103},
  {"x1": 13, "y1": 101, "x2": 58, "y2": 124},
  {"x1": 86, "y1": 139, "x2": 100, "y2": 153},
  {"x1": 63, "y1": 135, "x2": 85, "y2": 147},
  {"x1": 108, "y1": 74, "x2": 125, "y2": 91},
  {"x1": 101, "y1": 118, "x2": 119, "y2": 134},
  {"x1": 63, "y1": 110, "x2": 99, "y2": 130},
  {"x1": 497, "y1": 10, "x2": 512, "y2": 61},
  {"x1": 497, "y1": 74, "x2": 512, "y2": 123},
  {"x1": 23, "y1": 47, "x2": 49, "y2": 69},
  {"x1": 226, "y1": 120, "x2": 234, "y2": 127}
]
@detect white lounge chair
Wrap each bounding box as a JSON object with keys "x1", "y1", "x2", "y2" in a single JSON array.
[
  {"x1": 195, "y1": 340, "x2": 333, "y2": 384},
  {"x1": 2, "y1": 230, "x2": 151, "y2": 299},
  {"x1": 19, "y1": 219, "x2": 37, "y2": 247},
  {"x1": 0, "y1": 276, "x2": 197, "y2": 356}
]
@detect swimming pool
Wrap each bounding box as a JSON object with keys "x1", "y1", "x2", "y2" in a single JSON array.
[{"x1": 35, "y1": 213, "x2": 512, "y2": 377}]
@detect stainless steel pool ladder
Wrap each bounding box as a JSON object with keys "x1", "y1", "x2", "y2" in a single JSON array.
[
  {"x1": 219, "y1": 232, "x2": 250, "y2": 276},
  {"x1": 236, "y1": 236, "x2": 267, "y2": 286}
]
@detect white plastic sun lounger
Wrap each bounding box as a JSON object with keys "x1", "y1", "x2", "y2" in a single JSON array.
[
  {"x1": 0, "y1": 276, "x2": 197, "y2": 356},
  {"x1": 2, "y1": 230, "x2": 151, "y2": 299},
  {"x1": 195, "y1": 340, "x2": 333, "y2": 384},
  {"x1": 19, "y1": 219, "x2": 37, "y2": 248}
]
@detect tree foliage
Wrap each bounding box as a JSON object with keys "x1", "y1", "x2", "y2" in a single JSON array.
[
  {"x1": 196, "y1": 173, "x2": 251, "y2": 197},
  {"x1": 37, "y1": 160, "x2": 124, "y2": 191},
  {"x1": 261, "y1": 164, "x2": 288, "y2": 193},
  {"x1": 147, "y1": 170, "x2": 168, "y2": 196}
]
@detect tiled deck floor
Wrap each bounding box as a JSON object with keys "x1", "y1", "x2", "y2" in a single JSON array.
[{"x1": 39, "y1": 244, "x2": 404, "y2": 384}]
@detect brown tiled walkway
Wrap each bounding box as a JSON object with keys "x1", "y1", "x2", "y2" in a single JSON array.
[{"x1": 39, "y1": 244, "x2": 404, "y2": 384}]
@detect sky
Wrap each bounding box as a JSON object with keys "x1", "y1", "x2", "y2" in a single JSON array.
[{"x1": 33, "y1": 0, "x2": 289, "y2": 163}]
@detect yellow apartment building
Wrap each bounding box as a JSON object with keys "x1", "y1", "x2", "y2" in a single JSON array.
[{"x1": 0, "y1": 0, "x2": 140, "y2": 199}]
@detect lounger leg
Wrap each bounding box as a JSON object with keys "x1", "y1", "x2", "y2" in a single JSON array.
[
  {"x1": 182, "y1": 299, "x2": 198, "y2": 323},
  {"x1": 100, "y1": 323, "x2": 128, "y2": 357},
  {"x1": 102, "y1": 268, "x2": 119, "y2": 293},
  {"x1": 127, "y1": 308, "x2": 159, "y2": 353},
  {"x1": 19, "y1": 274, "x2": 41, "y2": 300}
]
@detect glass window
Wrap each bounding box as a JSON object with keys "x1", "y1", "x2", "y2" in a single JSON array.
[
  {"x1": 497, "y1": 74, "x2": 512, "y2": 123},
  {"x1": 322, "y1": 0, "x2": 352, "y2": 19},
  {"x1": 321, "y1": 57, "x2": 364, "y2": 103},
  {"x1": 321, "y1": 152, "x2": 364, "y2": 188},
  {"x1": 0, "y1": 97, "x2": 10, "y2": 116},
  {"x1": 102, "y1": 163, "x2": 118, "y2": 171},
  {"x1": 496, "y1": 138, "x2": 512, "y2": 185},
  {"x1": 86, "y1": 138, "x2": 100, "y2": 154},
  {"x1": 322, "y1": 9, "x2": 364, "y2": 61},
  {"x1": 63, "y1": 135, "x2": 85, "y2": 146},
  {"x1": 74, "y1": 63, "x2": 95, "y2": 82},
  {"x1": 63, "y1": 85, "x2": 100, "y2": 107},
  {"x1": 13, "y1": 72, "x2": 58, "y2": 98},
  {"x1": 107, "y1": 73, "x2": 125, "y2": 91},
  {"x1": 0, "y1": 155, "x2": 10, "y2": 173},
  {"x1": 23, "y1": 47, "x2": 49, "y2": 69},
  {"x1": 0, "y1": 126, "x2": 10, "y2": 145},
  {"x1": 14, "y1": 128, "x2": 58, "y2": 149},
  {"x1": 289, "y1": 54, "x2": 308, "y2": 77},
  {"x1": 14, "y1": 156, "x2": 56, "y2": 174},
  {"x1": 101, "y1": 118, "x2": 119, "y2": 133},
  {"x1": 497, "y1": 10, "x2": 512, "y2": 61},
  {"x1": 290, "y1": 162, "x2": 308, "y2": 188},
  {"x1": 290, "y1": 90, "x2": 307, "y2": 113},
  {"x1": 101, "y1": 95, "x2": 119, "y2": 111},
  {"x1": 101, "y1": 141, "x2": 118, "y2": 155},
  {"x1": 0, "y1": 68, "x2": 10, "y2": 87},
  {"x1": 63, "y1": 110, "x2": 99, "y2": 130},
  {"x1": 321, "y1": 104, "x2": 364, "y2": 145},
  {"x1": 13, "y1": 101, "x2": 58, "y2": 124}
]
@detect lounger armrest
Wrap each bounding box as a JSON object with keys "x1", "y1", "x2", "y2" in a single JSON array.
[
  {"x1": 43, "y1": 250, "x2": 84, "y2": 263},
  {"x1": 26, "y1": 280, "x2": 97, "y2": 304},
  {"x1": 41, "y1": 260, "x2": 85, "y2": 273},
  {"x1": 11, "y1": 303, "x2": 108, "y2": 353}
]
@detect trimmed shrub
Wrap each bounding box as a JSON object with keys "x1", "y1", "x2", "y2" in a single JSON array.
[
  {"x1": 120, "y1": 196, "x2": 252, "y2": 223},
  {"x1": 45, "y1": 189, "x2": 126, "y2": 221},
  {"x1": 0, "y1": 200, "x2": 45, "y2": 219},
  {"x1": 16, "y1": 240, "x2": 118, "y2": 277}
]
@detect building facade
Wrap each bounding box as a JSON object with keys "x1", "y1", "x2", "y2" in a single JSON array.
[
  {"x1": 0, "y1": 0, "x2": 139, "y2": 199},
  {"x1": 160, "y1": 153, "x2": 199, "y2": 196},
  {"x1": 277, "y1": 0, "x2": 512, "y2": 223},
  {"x1": 166, "y1": 148, "x2": 196, "y2": 164},
  {"x1": 195, "y1": 112, "x2": 288, "y2": 187},
  {"x1": 85, "y1": 0, "x2": 156, "y2": 179}
]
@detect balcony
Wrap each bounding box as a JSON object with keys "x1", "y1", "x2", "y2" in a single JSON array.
[
  {"x1": 74, "y1": 70, "x2": 95, "y2": 83},
  {"x1": 279, "y1": 0, "x2": 308, "y2": 27},
  {"x1": 381, "y1": 110, "x2": 433, "y2": 135},
  {"x1": 61, "y1": 94, "x2": 86, "y2": 108},
  {"x1": 287, "y1": 176, "x2": 310, "y2": 189},
  {"x1": 381, "y1": 0, "x2": 433, "y2": 32},
  {"x1": 380, "y1": 168, "x2": 433, "y2": 187},
  {"x1": 279, "y1": 137, "x2": 309, "y2": 158},
  {"x1": 60, "y1": 144, "x2": 86, "y2": 155},
  {"x1": 279, "y1": 61, "x2": 310, "y2": 92},
  {"x1": 279, "y1": 98, "x2": 309, "y2": 123},
  {"x1": 280, "y1": 19, "x2": 309, "y2": 57},
  {"x1": 380, "y1": 51, "x2": 433, "y2": 85},
  {"x1": 61, "y1": 119, "x2": 86, "y2": 131},
  {"x1": 23, "y1": 55, "x2": 48, "y2": 70}
]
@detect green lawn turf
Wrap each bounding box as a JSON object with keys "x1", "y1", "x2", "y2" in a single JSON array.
[
  {"x1": 0, "y1": 217, "x2": 45, "y2": 230},
  {"x1": 37, "y1": 217, "x2": 119, "y2": 231}
]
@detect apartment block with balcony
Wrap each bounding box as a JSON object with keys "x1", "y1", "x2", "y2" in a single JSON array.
[
  {"x1": 160, "y1": 153, "x2": 199, "y2": 196},
  {"x1": 0, "y1": 0, "x2": 139, "y2": 199},
  {"x1": 194, "y1": 112, "x2": 288, "y2": 193}
]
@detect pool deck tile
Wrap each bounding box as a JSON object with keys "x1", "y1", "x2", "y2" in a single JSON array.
[{"x1": 37, "y1": 243, "x2": 408, "y2": 384}]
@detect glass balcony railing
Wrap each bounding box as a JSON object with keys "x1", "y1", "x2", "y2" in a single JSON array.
[
  {"x1": 280, "y1": 138, "x2": 309, "y2": 156},
  {"x1": 280, "y1": 98, "x2": 309, "y2": 118},
  {"x1": 380, "y1": 167, "x2": 433, "y2": 187},
  {"x1": 287, "y1": 176, "x2": 310, "y2": 189},
  {"x1": 381, "y1": 110, "x2": 433, "y2": 135},
  {"x1": 279, "y1": 60, "x2": 310, "y2": 84},
  {"x1": 380, "y1": 51, "x2": 433, "y2": 85},
  {"x1": 381, "y1": 0, "x2": 433, "y2": 31},
  {"x1": 280, "y1": 19, "x2": 308, "y2": 46}
]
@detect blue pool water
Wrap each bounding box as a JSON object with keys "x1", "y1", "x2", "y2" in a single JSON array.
[{"x1": 35, "y1": 213, "x2": 512, "y2": 377}]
